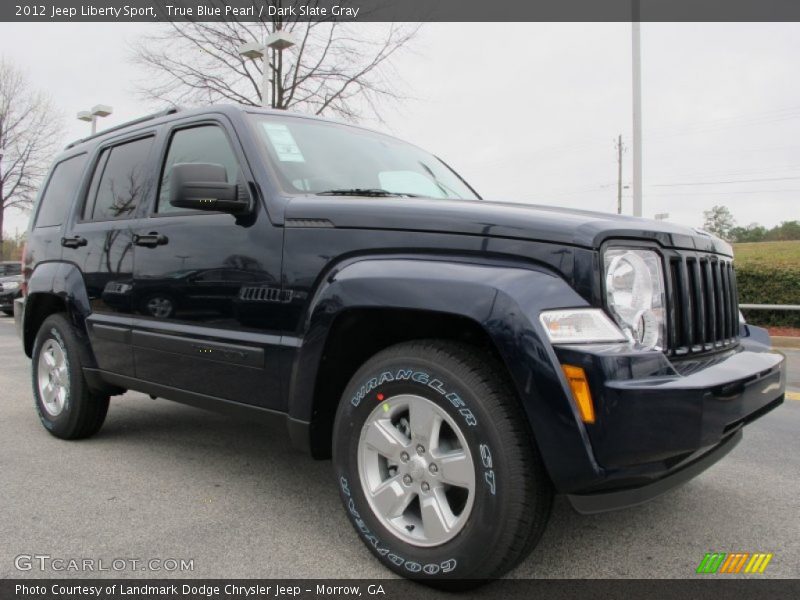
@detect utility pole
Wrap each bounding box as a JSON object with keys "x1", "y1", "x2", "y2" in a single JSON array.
[
  {"x1": 615, "y1": 135, "x2": 625, "y2": 214},
  {"x1": 631, "y1": 5, "x2": 643, "y2": 217}
]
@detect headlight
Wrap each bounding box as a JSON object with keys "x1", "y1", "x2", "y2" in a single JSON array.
[
  {"x1": 2, "y1": 281, "x2": 19, "y2": 291},
  {"x1": 540, "y1": 308, "x2": 626, "y2": 344},
  {"x1": 604, "y1": 248, "x2": 666, "y2": 350}
]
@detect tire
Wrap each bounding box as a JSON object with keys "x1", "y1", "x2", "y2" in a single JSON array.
[
  {"x1": 332, "y1": 340, "x2": 553, "y2": 585},
  {"x1": 141, "y1": 294, "x2": 175, "y2": 319},
  {"x1": 31, "y1": 313, "x2": 110, "y2": 440},
  {"x1": 2, "y1": 309, "x2": 12, "y2": 316}
]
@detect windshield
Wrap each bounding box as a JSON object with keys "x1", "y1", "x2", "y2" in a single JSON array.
[{"x1": 249, "y1": 114, "x2": 479, "y2": 200}]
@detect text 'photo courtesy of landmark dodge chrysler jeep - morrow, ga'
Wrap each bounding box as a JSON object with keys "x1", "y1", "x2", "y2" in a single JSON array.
[{"x1": 15, "y1": 105, "x2": 785, "y2": 584}]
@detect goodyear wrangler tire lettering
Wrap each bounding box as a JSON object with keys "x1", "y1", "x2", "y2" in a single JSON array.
[
  {"x1": 340, "y1": 474, "x2": 458, "y2": 575},
  {"x1": 351, "y1": 369, "x2": 477, "y2": 427},
  {"x1": 479, "y1": 443, "x2": 497, "y2": 495},
  {"x1": 405, "y1": 562, "x2": 422, "y2": 573},
  {"x1": 440, "y1": 559, "x2": 457, "y2": 573},
  {"x1": 333, "y1": 341, "x2": 553, "y2": 585}
]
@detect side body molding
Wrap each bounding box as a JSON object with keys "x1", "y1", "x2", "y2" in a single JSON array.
[{"x1": 286, "y1": 256, "x2": 604, "y2": 492}]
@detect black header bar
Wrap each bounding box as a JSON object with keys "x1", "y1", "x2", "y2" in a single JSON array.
[{"x1": 3, "y1": 0, "x2": 800, "y2": 23}]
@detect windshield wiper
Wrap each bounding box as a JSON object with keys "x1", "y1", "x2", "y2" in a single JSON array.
[{"x1": 316, "y1": 188, "x2": 419, "y2": 197}]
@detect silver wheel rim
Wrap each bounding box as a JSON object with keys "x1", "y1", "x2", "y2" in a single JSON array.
[
  {"x1": 147, "y1": 297, "x2": 173, "y2": 318},
  {"x1": 37, "y1": 338, "x2": 69, "y2": 417},
  {"x1": 358, "y1": 393, "x2": 476, "y2": 547}
]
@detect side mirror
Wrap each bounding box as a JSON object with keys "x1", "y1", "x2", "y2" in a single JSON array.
[{"x1": 169, "y1": 163, "x2": 250, "y2": 214}]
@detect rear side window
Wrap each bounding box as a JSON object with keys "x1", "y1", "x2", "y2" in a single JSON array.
[
  {"x1": 84, "y1": 136, "x2": 154, "y2": 221},
  {"x1": 34, "y1": 154, "x2": 87, "y2": 228}
]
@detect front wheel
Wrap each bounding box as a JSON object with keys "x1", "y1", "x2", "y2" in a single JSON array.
[{"x1": 332, "y1": 341, "x2": 552, "y2": 585}]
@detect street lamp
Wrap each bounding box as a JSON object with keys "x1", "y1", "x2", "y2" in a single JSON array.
[
  {"x1": 77, "y1": 104, "x2": 113, "y2": 134},
  {"x1": 238, "y1": 31, "x2": 296, "y2": 108}
]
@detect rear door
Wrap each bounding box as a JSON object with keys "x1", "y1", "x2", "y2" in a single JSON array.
[{"x1": 63, "y1": 134, "x2": 158, "y2": 377}]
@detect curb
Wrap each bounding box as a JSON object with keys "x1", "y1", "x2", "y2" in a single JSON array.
[{"x1": 771, "y1": 336, "x2": 800, "y2": 349}]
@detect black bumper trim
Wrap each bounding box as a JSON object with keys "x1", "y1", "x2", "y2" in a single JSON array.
[{"x1": 567, "y1": 429, "x2": 743, "y2": 514}]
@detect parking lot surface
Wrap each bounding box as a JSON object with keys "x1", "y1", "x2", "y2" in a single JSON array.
[{"x1": 1, "y1": 316, "x2": 798, "y2": 579}]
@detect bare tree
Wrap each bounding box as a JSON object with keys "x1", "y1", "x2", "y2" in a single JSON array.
[
  {"x1": 0, "y1": 58, "x2": 63, "y2": 260},
  {"x1": 131, "y1": 1, "x2": 420, "y2": 122}
]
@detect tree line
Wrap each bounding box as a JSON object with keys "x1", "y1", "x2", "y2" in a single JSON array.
[{"x1": 702, "y1": 205, "x2": 800, "y2": 243}]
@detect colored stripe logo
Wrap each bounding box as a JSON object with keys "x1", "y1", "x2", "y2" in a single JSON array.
[{"x1": 696, "y1": 552, "x2": 773, "y2": 574}]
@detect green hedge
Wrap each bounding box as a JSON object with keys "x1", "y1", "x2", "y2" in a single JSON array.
[{"x1": 736, "y1": 264, "x2": 800, "y2": 328}]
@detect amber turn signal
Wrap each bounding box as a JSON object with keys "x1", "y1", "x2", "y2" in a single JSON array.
[{"x1": 561, "y1": 365, "x2": 595, "y2": 424}]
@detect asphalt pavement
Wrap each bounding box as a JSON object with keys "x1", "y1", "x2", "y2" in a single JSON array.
[{"x1": 0, "y1": 315, "x2": 798, "y2": 579}]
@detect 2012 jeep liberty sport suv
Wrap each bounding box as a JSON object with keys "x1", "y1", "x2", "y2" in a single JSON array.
[{"x1": 15, "y1": 105, "x2": 785, "y2": 584}]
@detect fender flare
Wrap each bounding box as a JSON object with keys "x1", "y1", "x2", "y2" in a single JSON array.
[
  {"x1": 23, "y1": 261, "x2": 93, "y2": 358},
  {"x1": 287, "y1": 255, "x2": 603, "y2": 491}
]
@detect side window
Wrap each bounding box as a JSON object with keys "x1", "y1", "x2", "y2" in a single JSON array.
[
  {"x1": 84, "y1": 137, "x2": 154, "y2": 221},
  {"x1": 193, "y1": 269, "x2": 226, "y2": 282},
  {"x1": 0, "y1": 263, "x2": 21, "y2": 276},
  {"x1": 158, "y1": 125, "x2": 241, "y2": 214},
  {"x1": 34, "y1": 154, "x2": 87, "y2": 228}
]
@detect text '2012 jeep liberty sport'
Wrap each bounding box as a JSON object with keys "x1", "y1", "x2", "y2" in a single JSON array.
[{"x1": 16, "y1": 105, "x2": 785, "y2": 583}]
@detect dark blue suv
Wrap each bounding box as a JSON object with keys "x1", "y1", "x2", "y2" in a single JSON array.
[{"x1": 15, "y1": 105, "x2": 786, "y2": 584}]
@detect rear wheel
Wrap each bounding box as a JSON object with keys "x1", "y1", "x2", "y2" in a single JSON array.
[
  {"x1": 332, "y1": 340, "x2": 552, "y2": 585},
  {"x1": 32, "y1": 314, "x2": 109, "y2": 439},
  {"x1": 2, "y1": 309, "x2": 12, "y2": 316}
]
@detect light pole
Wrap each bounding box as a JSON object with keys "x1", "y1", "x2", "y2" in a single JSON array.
[
  {"x1": 238, "y1": 31, "x2": 296, "y2": 108},
  {"x1": 77, "y1": 104, "x2": 113, "y2": 134},
  {"x1": 631, "y1": 3, "x2": 643, "y2": 217}
]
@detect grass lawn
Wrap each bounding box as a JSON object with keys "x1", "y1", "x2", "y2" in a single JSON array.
[{"x1": 733, "y1": 240, "x2": 800, "y2": 267}]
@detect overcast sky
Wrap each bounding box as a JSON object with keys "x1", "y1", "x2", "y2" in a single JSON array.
[{"x1": 2, "y1": 21, "x2": 799, "y2": 236}]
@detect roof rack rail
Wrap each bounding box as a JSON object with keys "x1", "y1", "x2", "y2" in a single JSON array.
[{"x1": 65, "y1": 107, "x2": 181, "y2": 149}]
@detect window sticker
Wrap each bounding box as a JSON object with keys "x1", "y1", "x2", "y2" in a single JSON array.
[{"x1": 261, "y1": 122, "x2": 305, "y2": 162}]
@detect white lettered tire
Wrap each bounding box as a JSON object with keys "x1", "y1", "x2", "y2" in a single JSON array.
[{"x1": 332, "y1": 341, "x2": 552, "y2": 586}]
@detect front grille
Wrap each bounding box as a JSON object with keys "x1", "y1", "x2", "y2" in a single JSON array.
[{"x1": 665, "y1": 252, "x2": 739, "y2": 355}]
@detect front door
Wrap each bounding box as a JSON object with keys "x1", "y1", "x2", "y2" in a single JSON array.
[{"x1": 131, "y1": 119, "x2": 284, "y2": 409}]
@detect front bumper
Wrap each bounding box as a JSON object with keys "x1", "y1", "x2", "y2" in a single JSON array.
[
  {"x1": 0, "y1": 290, "x2": 20, "y2": 310},
  {"x1": 554, "y1": 330, "x2": 785, "y2": 510},
  {"x1": 569, "y1": 428, "x2": 742, "y2": 514}
]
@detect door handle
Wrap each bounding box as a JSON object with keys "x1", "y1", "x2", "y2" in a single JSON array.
[
  {"x1": 133, "y1": 232, "x2": 169, "y2": 248},
  {"x1": 61, "y1": 236, "x2": 87, "y2": 249}
]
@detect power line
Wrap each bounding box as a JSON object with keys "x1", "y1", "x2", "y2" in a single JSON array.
[
  {"x1": 651, "y1": 163, "x2": 800, "y2": 179},
  {"x1": 644, "y1": 188, "x2": 800, "y2": 196},
  {"x1": 652, "y1": 175, "x2": 800, "y2": 187}
]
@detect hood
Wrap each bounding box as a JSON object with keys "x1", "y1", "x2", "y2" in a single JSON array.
[{"x1": 285, "y1": 196, "x2": 732, "y2": 256}]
